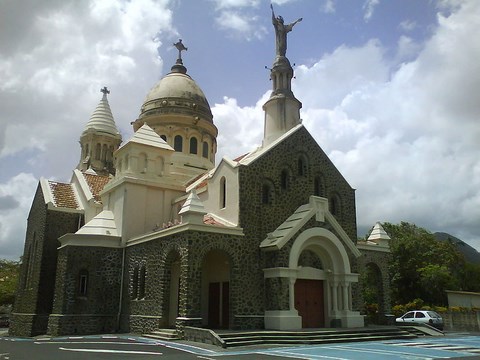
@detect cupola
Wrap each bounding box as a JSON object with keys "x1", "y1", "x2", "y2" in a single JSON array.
[{"x1": 131, "y1": 40, "x2": 218, "y2": 184}]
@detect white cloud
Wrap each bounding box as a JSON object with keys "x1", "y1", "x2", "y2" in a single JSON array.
[
  {"x1": 213, "y1": 94, "x2": 267, "y2": 160},
  {"x1": 363, "y1": 0, "x2": 380, "y2": 22},
  {"x1": 0, "y1": 0, "x2": 175, "y2": 259},
  {"x1": 399, "y1": 19, "x2": 417, "y2": 32},
  {"x1": 210, "y1": 0, "x2": 260, "y2": 9},
  {"x1": 0, "y1": 173, "x2": 38, "y2": 260},
  {"x1": 321, "y1": 0, "x2": 336, "y2": 14},
  {"x1": 213, "y1": 0, "x2": 480, "y2": 249}
]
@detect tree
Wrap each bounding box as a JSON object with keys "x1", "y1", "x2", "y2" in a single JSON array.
[
  {"x1": 0, "y1": 259, "x2": 20, "y2": 306},
  {"x1": 383, "y1": 222, "x2": 464, "y2": 306}
]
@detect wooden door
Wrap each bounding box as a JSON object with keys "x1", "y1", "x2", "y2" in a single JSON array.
[
  {"x1": 295, "y1": 279, "x2": 325, "y2": 328},
  {"x1": 208, "y1": 282, "x2": 220, "y2": 328},
  {"x1": 208, "y1": 282, "x2": 230, "y2": 329}
]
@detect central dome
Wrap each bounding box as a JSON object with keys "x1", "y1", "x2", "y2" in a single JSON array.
[{"x1": 139, "y1": 64, "x2": 213, "y2": 123}]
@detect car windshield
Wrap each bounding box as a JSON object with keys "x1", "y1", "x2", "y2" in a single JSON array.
[{"x1": 427, "y1": 311, "x2": 441, "y2": 318}]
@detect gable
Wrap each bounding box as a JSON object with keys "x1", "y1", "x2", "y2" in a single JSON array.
[{"x1": 260, "y1": 195, "x2": 361, "y2": 258}]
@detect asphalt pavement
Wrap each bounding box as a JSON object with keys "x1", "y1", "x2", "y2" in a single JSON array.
[{"x1": 3, "y1": 330, "x2": 480, "y2": 359}]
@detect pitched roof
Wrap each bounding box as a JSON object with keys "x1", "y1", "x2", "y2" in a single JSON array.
[
  {"x1": 260, "y1": 195, "x2": 361, "y2": 257},
  {"x1": 82, "y1": 172, "x2": 111, "y2": 202},
  {"x1": 82, "y1": 92, "x2": 121, "y2": 138},
  {"x1": 124, "y1": 123, "x2": 174, "y2": 150},
  {"x1": 48, "y1": 181, "x2": 79, "y2": 209}
]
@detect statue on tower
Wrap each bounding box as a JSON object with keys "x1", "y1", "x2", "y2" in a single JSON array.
[{"x1": 270, "y1": 3, "x2": 302, "y2": 57}]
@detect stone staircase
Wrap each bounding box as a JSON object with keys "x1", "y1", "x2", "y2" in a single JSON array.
[
  {"x1": 143, "y1": 328, "x2": 180, "y2": 341},
  {"x1": 215, "y1": 327, "x2": 422, "y2": 348}
]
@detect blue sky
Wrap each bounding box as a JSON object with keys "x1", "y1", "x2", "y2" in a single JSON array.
[{"x1": 0, "y1": 0, "x2": 479, "y2": 260}]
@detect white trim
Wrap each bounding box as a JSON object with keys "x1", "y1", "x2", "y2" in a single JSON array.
[
  {"x1": 357, "y1": 244, "x2": 391, "y2": 253},
  {"x1": 74, "y1": 169, "x2": 94, "y2": 202},
  {"x1": 289, "y1": 227, "x2": 351, "y2": 273},
  {"x1": 126, "y1": 222, "x2": 244, "y2": 247},
  {"x1": 59, "y1": 233, "x2": 122, "y2": 248},
  {"x1": 263, "y1": 267, "x2": 297, "y2": 278},
  {"x1": 40, "y1": 178, "x2": 54, "y2": 206},
  {"x1": 324, "y1": 211, "x2": 362, "y2": 258}
]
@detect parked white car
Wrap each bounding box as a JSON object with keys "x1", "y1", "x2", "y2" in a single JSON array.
[{"x1": 396, "y1": 310, "x2": 444, "y2": 330}]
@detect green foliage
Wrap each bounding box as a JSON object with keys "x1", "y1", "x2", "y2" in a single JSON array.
[
  {"x1": 0, "y1": 259, "x2": 20, "y2": 306},
  {"x1": 383, "y1": 221, "x2": 464, "y2": 306}
]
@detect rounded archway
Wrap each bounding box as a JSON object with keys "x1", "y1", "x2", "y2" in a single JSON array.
[
  {"x1": 288, "y1": 228, "x2": 362, "y2": 328},
  {"x1": 201, "y1": 250, "x2": 231, "y2": 329},
  {"x1": 163, "y1": 250, "x2": 181, "y2": 327}
]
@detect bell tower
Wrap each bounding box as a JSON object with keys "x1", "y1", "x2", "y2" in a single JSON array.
[
  {"x1": 263, "y1": 5, "x2": 303, "y2": 147},
  {"x1": 78, "y1": 87, "x2": 122, "y2": 175}
]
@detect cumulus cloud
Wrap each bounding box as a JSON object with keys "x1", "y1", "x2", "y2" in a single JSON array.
[
  {"x1": 321, "y1": 0, "x2": 336, "y2": 14},
  {"x1": 0, "y1": 173, "x2": 38, "y2": 260},
  {"x1": 213, "y1": 0, "x2": 480, "y2": 248},
  {"x1": 363, "y1": 0, "x2": 380, "y2": 22},
  {"x1": 296, "y1": 0, "x2": 480, "y2": 243},
  {"x1": 0, "y1": 0, "x2": 175, "y2": 259},
  {"x1": 215, "y1": 11, "x2": 267, "y2": 41}
]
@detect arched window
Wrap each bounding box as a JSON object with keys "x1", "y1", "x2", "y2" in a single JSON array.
[
  {"x1": 314, "y1": 176, "x2": 325, "y2": 197},
  {"x1": 132, "y1": 266, "x2": 139, "y2": 299},
  {"x1": 189, "y1": 137, "x2": 198, "y2": 154},
  {"x1": 138, "y1": 153, "x2": 147, "y2": 173},
  {"x1": 125, "y1": 155, "x2": 129, "y2": 171},
  {"x1": 101, "y1": 144, "x2": 107, "y2": 161},
  {"x1": 329, "y1": 193, "x2": 342, "y2": 218},
  {"x1": 25, "y1": 232, "x2": 37, "y2": 289},
  {"x1": 78, "y1": 269, "x2": 89, "y2": 296},
  {"x1": 220, "y1": 176, "x2": 226, "y2": 208},
  {"x1": 280, "y1": 169, "x2": 289, "y2": 191},
  {"x1": 262, "y1": 183, "x2": 273, "y2": 205},
  {"x1": 84, "y1": 144, "x2": 89, "y2": 158},
  {"x1": 139, "y1": 265, "x2": 146, "y2": 299},
  {"x1": 202, "y1": 141, "x2": 209, "y2": 158},
  {"x1": 95, "y1": 143, "x2": 101, "y2": 160},
  {"x1": 160, "y1": 135, "x2": 167, "y2": 142},
  {"x1": 174, "y1": 135, "x2": 183, "y2": 152},
  {"x1": 298, "y1": 155, "x2": 308, "y2": 176}
]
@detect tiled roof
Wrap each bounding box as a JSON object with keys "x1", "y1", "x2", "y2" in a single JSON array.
[
  {"x1": 203, "y1": 215, "x2": 225, "y2": 227},
  {"x1": 82, "y1": 172, "x2": 111, "y2": 202},
  {"x1": 48, "y1": 181, "x2": 79, "y2": 209},
  {"x1": 186, "y1": 172, "x2": 208, "y2": 187},
  {"x1": 233, "y1": 153, "x2": 249, "y2": 162}
]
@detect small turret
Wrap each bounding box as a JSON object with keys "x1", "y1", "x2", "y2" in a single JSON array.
[{"x1": 78, "y1": 87, "x2": 122, "y2": 175}]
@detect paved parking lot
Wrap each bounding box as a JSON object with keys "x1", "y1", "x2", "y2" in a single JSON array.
[{"x1": 3, "y1": 332, "x2": 480, "y2": 359}]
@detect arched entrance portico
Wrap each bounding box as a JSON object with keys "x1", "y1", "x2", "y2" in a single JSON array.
[{"x1": 264, "y1": 227, "x2": 364, "y2": 330}]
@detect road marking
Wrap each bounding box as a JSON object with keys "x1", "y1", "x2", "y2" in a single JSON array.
[
  {"x1": 59, "y1": 347, "x2": 162, "y2": 355},
  {"x1": 35, "y1": 341, "x2": 156, "y2": 345},
  {"x1": 260, "y1": 350, "x2": 349, "y2": 360}
]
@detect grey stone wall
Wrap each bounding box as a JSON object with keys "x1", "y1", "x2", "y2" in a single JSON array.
[
  {"x1": 123, "y1": 229, "x2": 264, "y2": 333},
  {"x1": 353, "y1": 249, "x2": 392, "y2": 315},
  {"x1": 47, "y1": 245, "x2": 122, "y2": 335},
  {"x1": 10, "y1": 185, "x2": 81, "y2": 337}
]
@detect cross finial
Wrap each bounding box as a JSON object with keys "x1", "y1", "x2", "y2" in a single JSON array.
[
  {"x1": 173, "y1": 39, "x2": 188, "y2": 64},
  {"x1": 100, "y1": 86, "x2": 110, "y2": 95}
]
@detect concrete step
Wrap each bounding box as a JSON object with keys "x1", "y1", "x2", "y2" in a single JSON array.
[
  {"x1": 218, "y1": 327, "x2": 418, "y2": 348},
  {"x1": 143, "y1": 329, "x2": 180, "y2": 341}
]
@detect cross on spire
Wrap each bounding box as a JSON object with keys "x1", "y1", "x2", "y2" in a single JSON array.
[
  {"x1": 101, "y1": 86, "x2": 110, "y2": 95},
  {"x1": 173, "y1": 39, "x2": 188, "y2": 64}
]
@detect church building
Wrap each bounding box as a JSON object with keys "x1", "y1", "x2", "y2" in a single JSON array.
[{"x1": 10, "y1": 13, "x2": 392, "y2": 339}]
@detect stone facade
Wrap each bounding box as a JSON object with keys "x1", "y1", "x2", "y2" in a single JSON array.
[
  {"x1": 10, "y1": 185, "x2": 81, "y2": 336},
  {"x1": 11, "y1": 37, "x2": 395, "y2": 338},
  {"x1": 47, "y1": 246, "x2": 122, "y2": 335}
]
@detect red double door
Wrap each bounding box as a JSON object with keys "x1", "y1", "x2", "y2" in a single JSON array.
[{"x1": 294, "y1": 279, "x2": 325, "y2": 328}]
